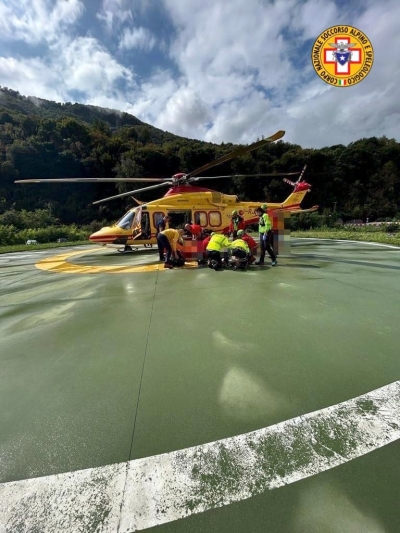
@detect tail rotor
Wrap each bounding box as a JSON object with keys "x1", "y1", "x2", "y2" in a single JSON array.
[{"x1": 283, "y1": 164, "x2": 307, "y2": 188}]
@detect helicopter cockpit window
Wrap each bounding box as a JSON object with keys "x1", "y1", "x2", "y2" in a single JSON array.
[
  {"x1": 117, "y1": 210, "x2": 135, "y2": 230},
  {"x1": 209, "y1": 211, "x2": 222, "y2": 227}
]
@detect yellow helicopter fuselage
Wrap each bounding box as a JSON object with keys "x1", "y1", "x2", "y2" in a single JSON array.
[{"x1": 89, "y1": 184, "x2": 314, "y2": 246}]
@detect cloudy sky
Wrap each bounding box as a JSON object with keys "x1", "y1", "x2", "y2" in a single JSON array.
[{"x1": 0, "y1": 0, "x2": 399, "y2": 148}]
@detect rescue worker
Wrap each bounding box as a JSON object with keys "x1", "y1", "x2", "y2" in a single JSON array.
[
  {"x1": 206, "y1": 232, "x2": 231, "y2": 270},
  {"x1": 237, "y1": 229, "x2": 257, "y2": 264},
  {"x1": 198, "y1": 232, "x2": 212, "y2": 265},
  {"x1": 156, "y1": 215, "x2": 170, "y2": 234},
  {"x1": 255, "y1": 204, "x2": 277, "y2": 266},
  {"x1": 184, "y1": 223, "x2": 202, "y2": 240},
  {"x1": 230, "y1": 234, "x2": 250, "y2": 268},
  {"x1": 156, "y1": 215, "x2": 171, "y2": 259},
  {"x1": 229, "y1": 210, "x2": 245, "y2": 239},
  {"x1": 157, "y1": 228, "x2": 184, "y2": 269},
  {"x1": 202, "y1": 232, "x2": 212, "y2": 250}
]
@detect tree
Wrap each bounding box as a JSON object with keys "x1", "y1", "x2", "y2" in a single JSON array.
[
  {"x1": 20, "y1": 116, "x2": 39, "y2": 137},
  {"x1": 113, "y1": 152, "x2": 144, "y2": 196},
  {"x1": 0, "y1": 111, "x2": 13, "y2": 124},
  {"x1": 1, "y1": 161, "x2": 18, "y2": 181},
  {"x1": 92, "y1": 119, "x2": 111, "y2": 137},
  {"x1": 57, "y1": 118, "x2": 90, "y2": 144}
]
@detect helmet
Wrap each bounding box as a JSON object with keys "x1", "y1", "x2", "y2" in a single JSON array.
[
  {"x1": 237, "y1": 230, "x2": 244, "y2": 237},
  {"x1": 261, "y1": 204, "x2": 268, "y2": 210},
  {"x1": 232, "y1": 210, "x2": 238, "y2": 215}
]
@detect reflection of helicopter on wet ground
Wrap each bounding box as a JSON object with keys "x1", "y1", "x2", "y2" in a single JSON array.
[{"x1": 16, "y1": 130, "x2": 317, "y2": 251}]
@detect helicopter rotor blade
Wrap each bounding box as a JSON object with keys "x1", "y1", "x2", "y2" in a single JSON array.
[
  {"x1": 14, "y1": 177, "x2": 166, "y2": 184},
  {"x1": 185, "y1": 130, "x2": 285, "y2": 179},
  {"x1": 297, "y1": 164, "x2": 307, "y2": 181},
  {"x1": 191, "y1": 171, "x2": 301, "y2": 181},
  {"x1": 92, "y1": 182, "x2": 172, "y2": 205}
]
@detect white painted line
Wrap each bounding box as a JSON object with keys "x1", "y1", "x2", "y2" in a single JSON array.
[
  {"x1": 294, "y1": 238, "x2": 400, "y2": 250},
  {"x1": 1, "y1": 255, "x2": 34, "y2": 259},
  {"x1": 1, "y1": 381, "x2": 400, "y2": 532}
]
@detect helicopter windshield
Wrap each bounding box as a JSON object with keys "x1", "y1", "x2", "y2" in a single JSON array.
[{"x1": 116, "y1": 209, "x2": 136, "y2": 230}]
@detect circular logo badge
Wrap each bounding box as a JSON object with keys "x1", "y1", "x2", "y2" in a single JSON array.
[{"x1": 311, "y1": 25, "x2": 374, "y2": 87}]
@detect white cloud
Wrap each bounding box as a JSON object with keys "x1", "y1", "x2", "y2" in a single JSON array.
[
  {"x1": 119, "y1": 27, "x2": 156, "y2": 51},
  {"x1": 0, "y1": 36, "x2": 136, "y2": 106},
  {"x1": 60, "y1": 37, "x2": 134, "y2": 96},
  {"x1": 0, "y1": 0, "x2": 399, "y2": 148},
  {"x1": 293, "y1": 0, "x2": 339, "y2": 41},
  {"x1": 97, "y1": 0, "x2": 133, "y2": 31},
  {"x1": 282, "y1": 0, "x2": 400, "y2": 147},
  {"x1": 166, "y1": 0, "x2": 297, "y2": 102},
  {"x1": 157, "y1": 87, "x2": 211, "y2": 138},
  {"x1": 120, "y1": 0, "x2": 300, "y2": 142},
  {"x1": 144, "y1": 0, "x2": 399, "y2": 147},
  {"x1": 0, "y1": 0, "x2": 84, "y2": 44},
  {"x1": 0, "y1": 56, "x2": 63, "y2": 102},
  {"x1": 126, "y1": 70, "x2": 179, "y2": 117}
]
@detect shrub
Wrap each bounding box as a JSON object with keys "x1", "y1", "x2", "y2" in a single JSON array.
[{"x1": 0, "y1": 224, "x2": 90, "y2": 245}]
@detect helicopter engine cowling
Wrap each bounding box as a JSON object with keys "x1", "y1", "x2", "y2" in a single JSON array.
[{"x1": 294, "y1": 181, "x2": 311, "y2": 192}]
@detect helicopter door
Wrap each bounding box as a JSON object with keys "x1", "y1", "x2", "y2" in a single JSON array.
[
  {"x1": 140, "y1": 212, "x2": 151, "y2": 239},
  {"x1": 132, "y1": 207, "x2": 142, "y2": 239},
  {"x1": 166, "y1": 210, "x2": 192, "y2": 229},
  {"x1": 131, "y1": 208, "x2": 151, "y2": 240}
]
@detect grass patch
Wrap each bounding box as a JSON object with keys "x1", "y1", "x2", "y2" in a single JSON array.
[
  {"x1": 0, "y1": 241, "x2": 93, "y2": 254},
  {"x1": 291, "y1": 229, "x2": 400, "y2": 247}
]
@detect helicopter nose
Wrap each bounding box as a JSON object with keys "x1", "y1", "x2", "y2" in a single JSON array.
[{"x1": 89, "y1": 227, "x2": 118, "y2": 244}]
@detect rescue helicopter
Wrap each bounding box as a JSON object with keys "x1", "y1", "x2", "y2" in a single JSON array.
[{"x1": 15, "y1": 130, "x2": 317, "y2": 251}]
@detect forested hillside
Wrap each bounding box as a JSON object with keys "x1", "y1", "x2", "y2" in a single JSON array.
[{"x1": 1, "y1": 86, "x2": 399, "y2": 226}]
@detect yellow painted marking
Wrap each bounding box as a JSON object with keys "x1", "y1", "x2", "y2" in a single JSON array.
[{"x1": 36, "y1": 248, "x2": 198, "y2": 274}]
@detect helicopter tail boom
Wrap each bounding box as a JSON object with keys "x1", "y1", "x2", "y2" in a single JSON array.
[{"x1": 280, "y1": 181, "x2": 312, "y2": 212}]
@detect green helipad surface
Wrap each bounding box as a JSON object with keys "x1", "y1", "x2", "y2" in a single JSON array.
[{"x1": 0, "y1": 239, "x2": 400, "y2": 532}]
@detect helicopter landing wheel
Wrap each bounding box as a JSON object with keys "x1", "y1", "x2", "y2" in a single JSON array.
[{"x1": 118, "y1": 245, "x2": 139, "y2": 253}]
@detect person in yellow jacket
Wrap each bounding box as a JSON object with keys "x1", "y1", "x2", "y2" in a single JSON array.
[
  {"x1": 206, "y1": 232, "x2": 231, "y2": 270},
  {"x1": 157, "y1": 228, "x2": 184, "y2": 269},
  {"x1": 230, "y1": 235, "x2": 250, "y2": 269},
  {"x1": 255, "y1": 204, "x2": 277, "y2": 266},
  {"x1": 231, "y1": 236, "x2": 250, "y2": 256}
]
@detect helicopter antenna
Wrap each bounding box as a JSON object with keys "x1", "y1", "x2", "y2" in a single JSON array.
[{"x1": 130, "y1": 196, "x2": 144, "y2": 205}]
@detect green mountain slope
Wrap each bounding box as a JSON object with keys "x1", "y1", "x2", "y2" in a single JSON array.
[{"x1": 0, "y1": 86, "x2": 184, "y2": 144}]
